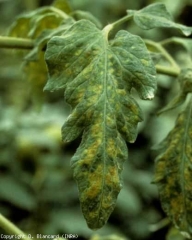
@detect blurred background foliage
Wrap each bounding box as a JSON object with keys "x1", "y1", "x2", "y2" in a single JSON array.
[{"x1": 0, "y1": 0, "x2": 192, "y2": 239}]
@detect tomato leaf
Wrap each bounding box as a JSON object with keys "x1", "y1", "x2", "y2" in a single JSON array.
[
  {"x1": 8, "y1": 2, "x2": 75, "y2": 108},
  {"x1": 44, "y1": 19, "x2": 156, "y2": 229},
  {"x1": 127, "y1": 3, "x2": 192, "y2": 36},
  {"x1": 8, "y1": 7, "x2": 64, "y2": 39},
  {"x1": 154, "y1": 97, "x2": 192, "y2": 237}
]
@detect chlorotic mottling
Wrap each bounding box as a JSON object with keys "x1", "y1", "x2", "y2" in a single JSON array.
[
  {"x1": 44, "y1": 19, "x2": 156, "y2": 229},
  {"x1": 8, "y1": 2, "x2": 75, "y2": 106},
  {"x1": 9, "y1": 5, "x2": 65, "y2": 39},
  {"x1": 154, "y1": 99, "x2": 192, "y2": 236}
]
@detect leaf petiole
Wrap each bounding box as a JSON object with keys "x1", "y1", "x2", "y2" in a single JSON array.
[
  {"x1": 102, "y1": 24, "x2": 113, "y2": 40},
  {"x1": 0, "y1": 36, "x2": 34, "y2": 49},
  {"x1": 144, "y1": 39, "x2": 180, "y2": 71},
  {"x1": 50, "y1": 6, "x2": 69, "y2": 19},
  {"x1": 0, "y1": 214, "x2": 32, "y2": 240},
  {"x1": 156, "y1": 65, "x2": 180, "y2": 77},
  {"x1": 108, "y1": 14, "x2": 133, "y2": 31}
]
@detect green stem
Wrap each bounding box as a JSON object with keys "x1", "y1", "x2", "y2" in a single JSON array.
[
  {"x1": 110, "y1": 14, "x2": 133, "y2": 29},
  {"x1": 102, "y1": 14, "x2": 133, "y2": 40},
  {"x1": 159, "y1": 37, "x2": 177, "y2": 46},
  {"x1": 50, "y1": 6, "x2": 69, "y2": 19},
  {"x1": 156, "y1": 64, "x2": 180, "y2": 77},
  {"x1": 149, "y1": 218, "x2": 170, "y2": 232},
  {"x1": 102, "y1": 24, "x2": 113, "y2": 41},
  {"x1": 0, "y1": 214, "x2": 31, "y2": 240},
  {"x1": 144, "y1": 39, "x2": 180, "y2": 71},
  {"x1": 159, "y1": 37, "x2": 188, "y2": 47},
  {"x1": 0, "y1": 36, "x2": 34, "y2": 49},
  {"x1": 0, "y1": 37, "x2": 180, "y2": 78}
]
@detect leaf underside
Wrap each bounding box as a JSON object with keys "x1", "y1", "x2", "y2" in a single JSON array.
[
  {"x1": 154, "y1": 98, "x2": 192, "y2": 236},
  {"x1": 44, "y1": 19, "x2": 156, "y2": 229}
]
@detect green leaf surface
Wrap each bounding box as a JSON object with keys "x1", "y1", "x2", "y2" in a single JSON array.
[
  {"x1": 154, "y1": 97, "x2": 192, "y2": 237},
  {"x1": 44, "y1": 19, "x2": 156, "y2": 229},
  {"x1": 128, "y1": 3, "x2": 192, "y2": 36}
]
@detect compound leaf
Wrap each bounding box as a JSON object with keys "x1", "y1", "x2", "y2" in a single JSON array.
[
  {"x1": 154, "y1": 98, "x2": 192, "y2": 237},
  {"x1": 44, "y1": 19, "x2": 156, "y2": 229},
  {"x1": 128, "y1": 3, "x2": 192, "y2": 36}
]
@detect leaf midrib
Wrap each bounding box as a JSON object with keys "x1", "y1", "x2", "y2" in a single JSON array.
[
  {"x1": 95, "y1": 35, "x2": 115, "y2": 224},
  {"x1": 180, "y1": 100, "x2": 192, "y2": 223}
]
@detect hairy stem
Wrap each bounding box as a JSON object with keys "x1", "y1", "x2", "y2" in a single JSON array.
[
  {"x1": 0, "y1": 214, "x2": 31, "y2": 240},
  {"x1": 101, "y1": 14, "x2": 133, "y2": 38},
  {"x1": 0, "y1": 36, "x2": 34, "y2": 49},
  {"x1": 111, "y1": 15, "x2": 133, "y2": 29},
  {"x1": 0, "y1": 36, "x2": 181, "y2": 78},
  {"x1": 102, "y1": 24, "x2": 113, "y2": 41}
]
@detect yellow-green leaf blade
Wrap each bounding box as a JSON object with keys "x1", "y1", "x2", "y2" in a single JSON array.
[
  {"x1": 8, "y1": 5, "x2": 68, "y2": 39},
  {"x1": 44, "y1": 19, "x2": 154, "y2": 229},
  {"x1": 154, "y1": 98, "x2": 192, "y2": 236},
  {"x1": 53, "y1": 0, "x2": 72, "y2": 14},
  {"x1": 71, "y1": 121, "x2": 128, "y2": 229}
]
